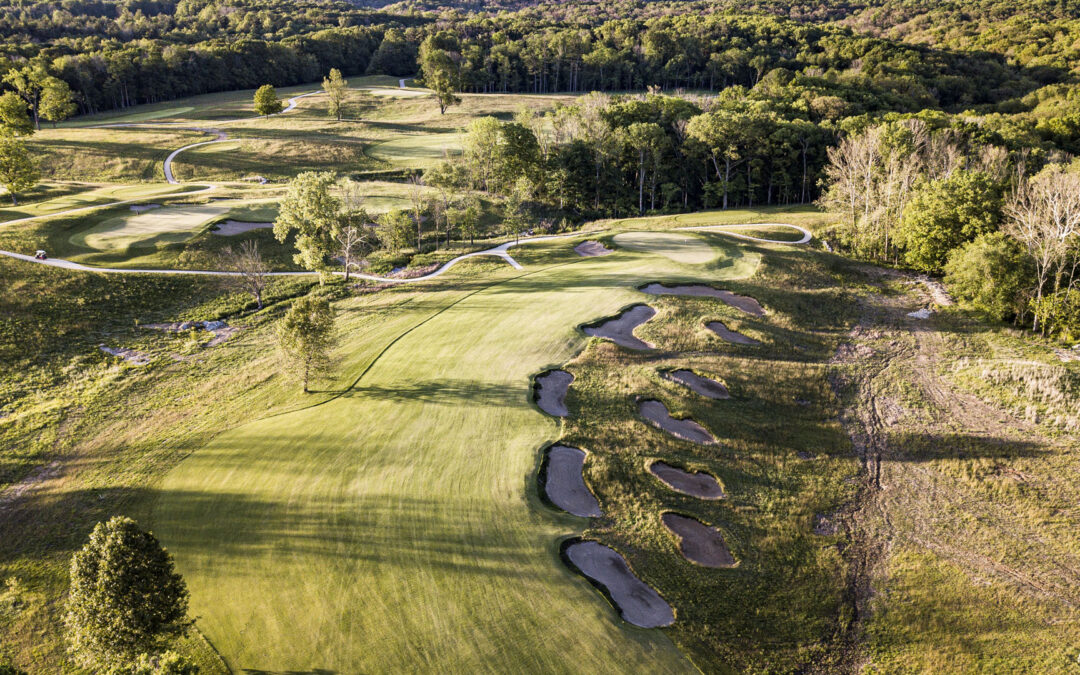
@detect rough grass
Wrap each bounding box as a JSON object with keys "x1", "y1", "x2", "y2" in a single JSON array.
[
  {"x1": 367, "y1": 132, "x2": 465, "y2": 167},
  {"x1": 0, "y1": 183, "x2": 193, "y2": 223},
  {"x1": 28, "y1": 128, "x2": 208, "y2": 182}
]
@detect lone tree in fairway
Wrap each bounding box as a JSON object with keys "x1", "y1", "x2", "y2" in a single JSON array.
[
  {"x1": 253, "y1": 84, "x2": 282, "y2": 117},
  {"x1": 63, "y1": 517, "x2": 192, "y2": 670},
  {"x1": 277, "y1": 295, "x2": 336, "y2": 392},
  {"x1": 323, "y1": 68, "x2": 348, "y2": 121},
  {"x1": 274, "y1": 171, "x2": 342, "y2": 279},
  {"x1": 0, "y1": 137, "x2": 39, "y2": 205}
]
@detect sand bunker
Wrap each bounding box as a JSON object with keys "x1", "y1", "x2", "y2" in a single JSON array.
[
  {"x1": 129, "y1": 203, "x2": 161, "y2": 214},
  {"x1": 574, "y1": 240, "x2": 614, "y2": 257},
  {"x1": 640, "y1": 283, "x2": 765, "y2": 317},
  {"x1": 564, "y1": 540, "x2": 675, "y2": 628},
  {"x1": 639, "y1": 400, "x2": 716, "y2": 445},
  {"x1": 213, "y1": 220, "x2": 273, "y2": 236},
  {"x1": 706, "y1": 321, "x2": 760, "y2": 345},
  {"x1": 650, "y1": 462, "x2": 725, "y2": 499},
  {"x1": 662, "y1": 369, "x2": 730, "y2": 400},
  {"x1": 535, "y1": 370, "x2": 573, "y2": 417},
  {"x1": 662, "y1": 513, "x2": 736, "y2": 568},
  {"x1": 583, "y1": 305, "x2": 656, "y2": 350},
  {"x1": 542, "y1": 446, "x2": 602, "y2": 517}
]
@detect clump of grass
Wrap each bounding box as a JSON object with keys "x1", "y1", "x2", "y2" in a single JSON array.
[{"x1": 952, "y1": 358, "x2": 1079, "y2": 431}]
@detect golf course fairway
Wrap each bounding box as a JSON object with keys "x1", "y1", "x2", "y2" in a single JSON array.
[{"x1": 155, "y1": 231, "x2": 760, "y2": 672}]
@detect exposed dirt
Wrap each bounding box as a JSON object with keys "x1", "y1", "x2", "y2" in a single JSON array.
[
  {"x1": 535, "y1": 370, "x2": 573, "y2": 417},
  {"x1": 650, "y1": 461, "x2": 725, "y2": 499},
  {"x1": 829, "y1": 267, "x2": 1080, "y2": 671},
  {"x1": 638, "y1": 400, "x2": 716, "y2": 445},
  {"x1": 583, "y1": 305, "x2": 656, "y2": 350},
  {"x1": 662, "y1": 369, "x2": 730, "y2": 400},
  {"x1": 662, "y1": 513, "x2": 737, "y2": 568},
  {"x1": 99, "y1": 345, "x2": 151, "y2": 366},
  {"x1": 212, "y1": 220, "x2": 273, "y2": 236},
  {"x1": 640, "y1": 283, "x2": 765, "y2": 316},
  {"x1": 542, "y1": 445, "x2": 602, "y2": 517},
  {"x1": 574, "y1": 240, "x2": 614, "y2": 257},
  {"x1": 706, "y1": 321, "x2": 760, "y2": 345},
  {"x1": 564, "y1": 540, "x2": 675, "y2": 628}
]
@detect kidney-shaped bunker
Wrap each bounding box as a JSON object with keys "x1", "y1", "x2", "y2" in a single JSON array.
[
  {"x1": 583, "y1": 305, "x2": 656, "y2": 350},
  {"x1": 639, "y1": 400, "x2": 716, "y2": 445},
  {"x1": 565, "y1": 540, "x2": 675, "y2": 628},
  {"x1": 662, "y1": 369, "x2": 730, "y2": 400},
  {"x1": 640, "y1": 283, "x2": 765, "y2": 316},
  {"x1": 650, "y1": 461, "x2": 725, "y2": 499},
  {"x1": 542, "y1": 445, "x2": 602, "y2": 517},
  {"x1": 662, "y1": 513, "x2": 737, "y2": 568}
]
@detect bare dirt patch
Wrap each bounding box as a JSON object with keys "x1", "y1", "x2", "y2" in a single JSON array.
[
  {"x1": 574, "y1": 240, "x2": 614, "y2": 257},
  {"x1": 542, "y1": 445, "x2": 602, "y2": 517},
  {"x1": 535, "y1": 370, "x2": 573, "y2": 417},
  {"x1": 650, "y1": 461, "x2": 725, "y2": 499},
  {"x1": 99, "y1": 345, "x2": 150, "y2": 366},
  {"x1": 706, "y1": 321, "x2": 760, "y2": 345},
  {"x1": 662, "y1": 513, "x2": 737, "y2": 568},
  {"x1": 662, "y1": 369, "x2": 730, "y2": 400},
  {"x1": 583, "y1": 305, "x2": 656, "y2": 350},
  {"x1": 564, "y1": 540, "x2": 675, "y2": 628},
  {"x1": 640, "y1": 283, "x2": 765, "y2": 316},
  {"x1": 213, "y1": 220, "x2": 273, "y2": 236},
  {"x1": 638, "y1": 400, "x2": 716, "y2": 445}
]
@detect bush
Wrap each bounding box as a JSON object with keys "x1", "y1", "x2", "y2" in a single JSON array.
[
  {"x1": 944, "y1": 232, "x2": 1033, "y2": 322},
  {"x1": 898, "y1": 170, "x2": 1003, "y2": 272}
]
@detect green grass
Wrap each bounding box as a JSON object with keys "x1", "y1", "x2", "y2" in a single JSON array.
[
  {"x1": 612, "y1": 231, "x2": 733, "y2": 264},
  {"x1": 28, "y1": 128, "x2": 208, "y2": 182},
  {"x1": 367, "y1": 131, "x2": 465, "y2": 167},
  {"x1": 0, "y1": 183, "x2": 194, "y2": 223}
]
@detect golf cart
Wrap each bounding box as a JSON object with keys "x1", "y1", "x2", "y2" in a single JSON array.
[{"x1": 34, "y1": 250, "x2": 47, "y2": 260}]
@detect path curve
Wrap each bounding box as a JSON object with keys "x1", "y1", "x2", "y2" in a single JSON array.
[
  {"x1": 0, "y1": 225, "x2": 811, "y2": 279},
  {"x1": 677, "y1": 222, "x2": 813, "y2": 245}
]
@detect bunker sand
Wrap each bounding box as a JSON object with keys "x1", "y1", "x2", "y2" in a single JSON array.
[
  {"x1": 662, "y1": 369, "x2": 730, "y2": 400},
  {"x1": 535, "y1": 370, "x2": 573, "y2": 417},
  {"x1": 583, "y1": 305, "x2": 656, "y2": 350},
  {"x1": 662, "y1": 514, "x2": 737, "y2": 568},
  {"x1": 542, "y1": 445, "x2": 602, "y2": 517},
  {"x1": 640, "y1": 283, "x2": 765, "y2": 316},
  {"x1": 639, "y1": 400, "x2": 716, "y2": 445},
  {"x1": 565, "y1": 540, "x2": 675, "y2": 628},
  {"x1": 650, "y1": 462, "x2": 725, "y2": 499}
]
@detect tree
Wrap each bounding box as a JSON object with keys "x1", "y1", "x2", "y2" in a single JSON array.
[
  {"x1": 407, "y1": 175, "x2": 427, "y2": 250},
  {"x1": 3, "y1": 63, "x2": 48, "y2": 130},
  {"x1": 1006, "y1": 163, "x2": 1080, "y2": 333},
  {"x1": 253, "y1": 84, "x2": 282, "y2": 117},
  {"x1": 0, "y1": 665, "x2": 27, "y2": 675},
  {"x1": 274, "y1": 171, "x2": 342, "y2": 277},
  {"x1": 376, "y1": 209, "x2": 413, "y2": 252},
  {"x1": 337, "y1": 181, "x2": 373, "y2": 280},
  {"x1": 0, "y1": 92, "x2": 33, "y2": 136},
  {"x1": 419, "y1": 32, "x2": 462, "y2": 115},
  {"x1": 897, "y1": 171, "x2": 1003, "y2": 273},
  {"x1": 221, "y1": 240, "x2": 269, "y2": 309},
  {"x1": 277, "y1": 295, "x2": 336, "y2": 393},
  {"x1": 462, "y1": 116, "x2": 502, "y2": 192},
  {"x1": 0, "y1": 138, "x2": 39, "y2": 205},
  {"x1": 63, "y1": 517, "x2": 191, "y2": 670},
  {"x1": 945, "y1": 232, "x2": 1034, "y2": 322},
  {"x1": 323, "y1": 69, "x2": 348, "y2": 122},
  {"x1": 626, "y1": 122, "x2": 666, "y2": 214},
  {"x1": 40, "y1": 79, "x2": 77, "y2": 127},
  {"x1": 687, "y1": 109, "x2": 753, "y2": 209}
]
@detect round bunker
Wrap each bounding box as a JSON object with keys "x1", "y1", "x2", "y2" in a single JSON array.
[
  {"x1": 662, "y1": 369, "x2": 730, "y2": 400},
  {"x1": 535, "y1": 369, "x2": 574, "y2": 417},
  {"x1": 650, "y1": 462, "x2": 725, "y2": 499},
  {"x1": 564, "y1": 540, "x2": 675, "y2": 628},
  {"x1": 638, "y1": 400, "x2": 716, "y2": 445},
  {"x1": 640, "y1": 283, "x2": 765, "y2": 317},
  {"x1": 542, "y1": 446, "x2": 601, "y2": 517},
  {"x1": 574, "y1": 240, "x2": 614, "y2": 257},
  {"x1": 662, "y1": 513, "x2": 736, "y2": 568},
  {"x1": 583, "y1": 305, "x2": 656, "y2": 350},
  {"x1": 706, "y1": 321, "x2": 760, "y2": 346}
]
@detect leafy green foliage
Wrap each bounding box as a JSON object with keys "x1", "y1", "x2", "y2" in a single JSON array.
[
  {"x1": 945, "y1": 232, "x2": 1034, "y2": 322},
  {"x1": 253, "y1": 84, "x2": 283, "y2": 117},
  {"x1": 273, "y1": 171, "x2": 342, "y2": 273},
  {"x1": 898, "y1": 171, "x2": 1004, "y2": 273},
  {"x1": 0, "y1": 137, "x2": 39, "y2": 205},
  {"x1": 323, "y1": 68, "x2": 348, "y2": 121},
  {"x1": 418, "y1": 31, "x2": 462, "y2": 114},
  {"x1": 63, "y1": 517, "x2": 192, "y2": 670},
  {"x1": 276, "y1": 294, "x2": 337, "y2": 392},
  {"x1": 0, "y1": 92, "x2": 32, "y2": 137}
]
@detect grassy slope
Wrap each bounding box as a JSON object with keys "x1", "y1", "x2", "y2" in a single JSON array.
[{"x1": 154, "y1": 235, "x2": 728, "y2": 673}]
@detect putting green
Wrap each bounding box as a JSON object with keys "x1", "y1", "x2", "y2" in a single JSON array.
[
  {"x1": 71, "y1": 199, "x2": 276, "y2": 252},
  {"x1": 155, "y1": 233, "x2": 755, "y2": 672},
  {"x1": 613, "y1": 231, "x2": 718, "y2": 264},
  {"x1": 368, "y1": 132, "x2": 465, "y2": 167},
  {"x1": 0, "y1": 183, "x2": 193, "y2": 223}
]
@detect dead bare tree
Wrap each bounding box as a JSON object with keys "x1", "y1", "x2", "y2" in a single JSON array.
[
  {"x1": 221, "y1": 240, "x2": 268, "y2": 309},
  {"x1": 336, "y1": 222, "x2": 373, "y2": 281}
]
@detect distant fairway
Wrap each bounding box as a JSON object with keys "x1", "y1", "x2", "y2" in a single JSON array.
[
  {"x1": 362, "y1": 87, "x2": 429, "y2": 98},
  {"x1": 613, "y1": 231, "x2": 722, "y2": 264},
  {"x1": 0, "y1": 183, "x2": 194, "y2": 223},
  {"x1": 155, "y1": 232, "x2": 754, "y2": 673},
  {"x1": 368, "y1": 132, "x2": 465, "y2": 167}
]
